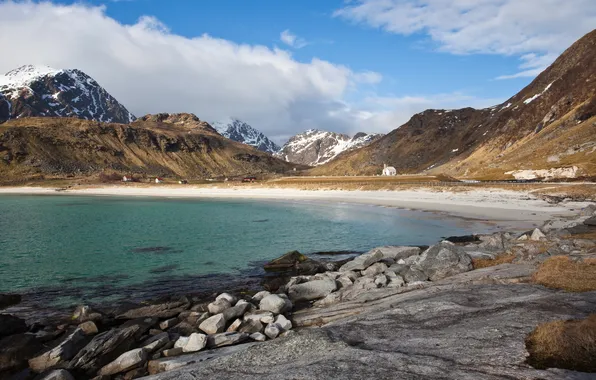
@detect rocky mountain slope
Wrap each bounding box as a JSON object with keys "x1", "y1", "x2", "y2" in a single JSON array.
[
  {"x1": 276, "y1": 129, "x2": 383, "y2": 166},
  {"x1": 0, "y1": 65, "x2": 135, "y2": 124},
  {"x1": 312, "y1": 29, "x2": 596, "y2": 179},
  {"x1": 0, "y1": 114, "x2": 301, "y2": 182},
  {"x1": 212, "y1": 119, "x2": 280, "y2": 154}
]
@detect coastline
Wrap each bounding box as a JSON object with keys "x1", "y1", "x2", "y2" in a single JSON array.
[{"x1": 0, "y1": 185, "x2": 589, "y2": 230}]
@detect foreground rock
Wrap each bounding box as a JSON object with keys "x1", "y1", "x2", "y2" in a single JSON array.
[
  {"x1": 0, "y1": 294, "x2": 21, "y2": 310},
  {"x1": 0, "y1": 314, "x2": 27, "y2": 338}
]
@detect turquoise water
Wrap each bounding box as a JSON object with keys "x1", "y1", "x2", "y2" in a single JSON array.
[{"x1": 0, "y1": 195, "x2": 493, "y2": 307}]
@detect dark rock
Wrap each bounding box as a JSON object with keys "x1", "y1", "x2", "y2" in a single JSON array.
[
  {"x1": 116, "y1": 298, "x2": 190, "y2": 320},
  {"x1": 35, "y1": 369, "x2": 75, "y2": 380},
  {"x1": 29, "y1": 328, "x2": 90, "y2": 373},
  {"x1": 0, "y1": 334, "x2": 43, "y2": 376},
  {"x1": 584, "y1": 216, "x2": 596, "y2": 226},
  {"x1": 205, "y1": 332, "x2": 249, "y2": 348},
  {"x1": 445, "y1": 235, "x2": 480, "y2": 244},
  {"x1": 0, "y1": 314, "x2": 28, "y2": 338},
  {"x1": 0, "y1": 294, "x2": 21, "y2": 310},
  {"x1": 167, "y1": 322, "x2": 196, "y2": 337},
  {"x1": 119, "y1": 318, "x2": 159, "y2": 340},
  {"x1": 263, "y1": 251, "x2": 324, "y2": 275}
]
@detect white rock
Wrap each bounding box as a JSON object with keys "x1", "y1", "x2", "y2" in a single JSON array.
[
  {"x1": 174, "y1": 336, "x2": 189, "y2": 349},
  {"x1": 199, "y1": 313, "x2": 226, "y2": 335},
  {"x1": 259, "y1": 294, "x2": 287, "y2": 314},
  {"x1": 182, "y1": 333, "x2": 207, "y2": 353},
  {"x1": 216, "y1": 293, "x2": 237, "y2": 305},
  {"x1": 287, "y1": 278, "x2": 337, "y2": 302},
  {"x1": 518, "y1": 234, "x2": 529, "y2": 241},
  {"x1": 274, "y1": 314, "x2": 292, "y2": 331},
  {"x1": 531, "y1": 228, "x2": 546, "y2": 241},
  {"x1": 250, "y1": 332, "x2": 267, "y2": 342},
  {"x1": 339, "y1": 250, "x2": 383, "y2": 272},
  {"x1": 264, "y1": 323, "x2": 281, "y2": 339},
  {"x1": 374, "y1": 274, "x2": 388, "y2": 287},
  {"x1": 227, "y1": 318, "x2": 242, "y2": 332},
  {"x1": 313, "y1": 292, "x2": 342, "y2": 307},
  {"x1": 362, "y1": 262, "x2": 388, "y2": 277},
  {"x1": 336, "y1": 276, "x2": 353, "y2": 289},
  {"x1": 99, "y1": 348, "x2": 147, "y2": 376},
  {"x1": 251, "y1": 291, "x2": 271, "y2": 302},
  {"x1": 208, "y1": 299, "x2": 231, "y2": 314}
]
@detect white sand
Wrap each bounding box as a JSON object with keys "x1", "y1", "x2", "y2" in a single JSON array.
[{"x1": 0, "y1": 185, "x2": 588, "y2": 229}]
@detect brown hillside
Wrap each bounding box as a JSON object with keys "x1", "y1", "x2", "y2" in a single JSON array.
[
  {"x1": 312, "y1": 29, "x2": 596, "y2": 179},
  {"x1": 0, "y1": 115, "x2": 301, "y2": 181}
]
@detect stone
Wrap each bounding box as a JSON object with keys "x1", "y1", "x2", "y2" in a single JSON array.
[
  {"x1": 244, "y1": 310, "x2": 275, "y2": 324},
  {"x1": 579, "y1": 204, "x2": 596, "y2": 216},
  {"x1": 162, "y1": 347, "x2": 183, "y2": 357},
  {"x1": 37, "y1": 369, "x2": 75, "y2": 380},
  {"x1": 464, "y1": 251, "x2": 496, "y2": 260},
  {"x1": 361, "y1": 262, "x2": 388, "y2": 277},
  {"x1": 222, "y1": 302, "x2": 250, "y2": 321},
  {"x1": 249, "y1": 332, "x2": 266, "y2": 342},
  {"x1": 341, "y1": 271, "x2": 360, "y2": 282},
  {"x1": 98, "y1": 348, "x2": 147, "y2": 376},
  {"x1": 182, "y1": 333, "x2": 207, "y2": 353},
  {"x1": 0, "y1": 314, "x2": 27, "y2": 338},
  {"x1": 404, "y1": 267, "x2": 428, "y2": 283},
  {"x1": 264, "y1": 324, "x2": 281, "y2": 339},
  {"x1": 336, "y1": 276, "x2": 353, "y2": 289},
  {"x1": 206, "y1": 332, "x2": 249, "y2": 348},
  {"x1": 415, "y1": 243, "x2": 472, "y2": 281},
  {"x1": 199, "y1": 314, "x2": 226, "y2": 335},
  {"x1": 403, "y1": 255, "x2": 419, "y2": 265},
  {"x1": 167, "y1": 322, "x2": 196, "y2": 336},
  {"x1": 159, "y1": 317, "x2": 179, "y2": 330},
  {"x1": 68, "y1": 325, "x2": 141, "y2": 375},
  {"x1": 207, "y1": 299, "x2": 231, "y2": 315},
  {"x1": 0, "y1": 334, "x2": 43, "y2": 374},
  {"x1": 517, "y1": 234, "x2": 529, "y2": 241},
  {"x1": 287, "y1": 279, "x2": 337, "y2": 302},
  {"x1": 263, "y1": 250, "x2": 309, "y2": 272},
  {"x1": 386, "y1": 271, "x2": 405, "y2": 288},
  {"x1": 376, "y1": 246, "x2": 421, "y2": 261},
  {"x1": 339, "y1": 250, "x2": 383, "y2": 272},
  {"x1": 313, "y1": 292, "x2": 342, "y2": 307},
  {"x1": 251, "y1": 291, "x2": 271, "y2": 302},
  {"x1": 387, "y1": 263, "x2": 409, "y2": 276},
  {"x1": 478, "y1": 233, "x2": 505, "y2": 251},
  {"x1": 0, "y1": 294, "x2": 21, "y2": 310},
  {"x1": 141, "y1": 332, "x2": 170, "y2": 353},
  {"x1": 374, "y1": 274, "x2": 388, "y2": 287},
  {"x1": 584, "y1": 216, "x2": 596, "y2": 226},
  {"x1": 226, "y1": 319, "x2": 242, "y2": 332},
  {"x1": 238, "y1": 319, "x2": 263, "y2": 334},
  {"x1": 117, "y1": 298, "x2": 189, "y2": 320},
  {"x1": 72, "y1": 305, "x2": 104, "y2": 323},
  {"x1": 122, "y1": 366, "x2": 149, "y2": 380},
  {"x1": 530, "y1": 228, "x2": 547, "y2": 241},
  {"x1": 78, "y1": 321, "x2": 98, "y2": 335},
  {"x1": 174, "y1": 336, "x2": 189, "y2": 349},
  {"x1": 216, "y1": 293, "x2": 237, "y2": 305},
  {"x1": 259, "y1": 294, "x2": 287, "y2": 314},
  {"x1": 274, "y1": 315, "x2": 292, "y2": 331},
  {"x1": 29, "y1": 328, "x2": 90, "y2": 373}
]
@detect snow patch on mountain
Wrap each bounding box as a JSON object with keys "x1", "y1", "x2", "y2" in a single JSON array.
[
  {"x1": 276, "y1": 129, "x2": 383, "y2": 166},
  {"x1": 0, "y1": 64, "x2": 135, "y2": 124},
  {"x1": 212, "y1": 118, "x2": 280, "y2": 154}
]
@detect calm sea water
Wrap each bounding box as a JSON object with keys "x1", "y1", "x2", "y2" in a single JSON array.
[{"x1": 0, "y1": 195, "x2": 494, "y2": 310}]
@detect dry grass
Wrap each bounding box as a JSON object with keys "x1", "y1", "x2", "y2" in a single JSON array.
[
  {"x1": 526, "y1": 314, "x2": 596, "y2": 372},
  {"x1": 472, "y1": 254, "x2": 516, "y2": 269},
  {"x1": 532, "y1": 256, "x2": 596, "y2": 292}
]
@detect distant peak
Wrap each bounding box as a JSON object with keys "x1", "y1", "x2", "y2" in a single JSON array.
[{"x1": 4, "y1": 64, "x2": 60, "y2": 77}]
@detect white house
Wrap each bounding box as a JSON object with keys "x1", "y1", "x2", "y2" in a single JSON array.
[{"x1": 382, "y1": 164, "x2": 397, "y2": 176}]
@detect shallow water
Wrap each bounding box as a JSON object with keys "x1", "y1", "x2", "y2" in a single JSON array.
[{"x1": 0, "y1": 195, "x2": 495, "y2": 309}]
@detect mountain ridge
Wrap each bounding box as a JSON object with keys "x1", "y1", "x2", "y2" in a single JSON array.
[{"x1": 212, "y1": 118, "x2": 280, "y2": 154}]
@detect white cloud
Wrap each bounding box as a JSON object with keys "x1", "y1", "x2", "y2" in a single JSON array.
[
  {"x1": 335, "y1": 0, "x2": 596, "y2": 79},
  {"x1": 280, "y1": 29, "x2": 309, "y2": 49}
]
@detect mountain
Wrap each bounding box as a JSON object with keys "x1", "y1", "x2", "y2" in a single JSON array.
[
  {"x1": 311, "y1": 29, "x2": 596, "y2": 179},
  {"x1": 276, "y1": 129, "x2": 383, "y2": 166},
  {"x1": 0, "y1": 65, "x2": 135, "y2": 124},
  {"x1": 0, "y1": 113, "x2": 303, "y2": 183},
  {"x1": 212, "y1": 118, "x2": 280, "y2": 154}
]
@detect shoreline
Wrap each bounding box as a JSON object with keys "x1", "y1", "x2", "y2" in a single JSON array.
[{"x1": 0, "y1": 185, "x2": 590, "y2": 230}]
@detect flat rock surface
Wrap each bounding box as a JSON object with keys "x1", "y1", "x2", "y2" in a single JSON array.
[{"x1": 140, "y1": 264, "x2": 596, "y2": 380}]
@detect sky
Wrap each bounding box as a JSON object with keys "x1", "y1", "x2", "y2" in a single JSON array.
[{"x1": 0, "y1": 1, "x2": 595, "y2": 143}]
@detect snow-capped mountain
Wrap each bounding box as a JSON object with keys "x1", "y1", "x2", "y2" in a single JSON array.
[
  {"x1": 212, "y1": 118, "x2": 280, "y2": 154},
  {"x1": 0, "y1": 65, "x2": 135, "y2": 124},
  {"x1": 276, "y1": 129, "x2": 384, "y2": 166}
]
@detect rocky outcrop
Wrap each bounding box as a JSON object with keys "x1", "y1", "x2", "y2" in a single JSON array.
[
  {"x1": 0, "y1": 314, "x2": 27, "y2": 338},
  {"x1": 0, "y1": 293, "x2": 21, "y2": 310},
  {"x1": 212, "y1": 118, "x2": 280, "y2": 154}
]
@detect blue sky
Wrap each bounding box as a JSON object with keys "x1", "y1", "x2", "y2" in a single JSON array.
[{"x1": 1, "y1": 0, "x2": 595, "y2": 142}]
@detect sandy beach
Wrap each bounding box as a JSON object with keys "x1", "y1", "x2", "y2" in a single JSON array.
[{"x1": 0, "y1": 185, "x2": 589, "y2": 229}]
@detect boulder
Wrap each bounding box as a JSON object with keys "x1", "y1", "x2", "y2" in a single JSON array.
[
  {"x1": 0, "y1": 334, "x2": 43, "y2": 374},
  {"x1": 336, "y1": 276, "x2": 353, "y2": 289},
  {"x1": 159, "y1": 317, "x2": 179, "y2": 330},
  {"x1": 215, "y1": 293, "x2": 237, "y2": 305},
  {"x1": 199, "y1": 314, "x2": 226, "y2": 335},
  {"x1": 404, "y1": 268, "x2": 428, "y2": 283},
  {"x1": 376, "y1": 246, "x2": 421, "y2": 261},
  {"x1": 530, "y1": 228, "x2": 546, "y2": 241},
  {"x1": 339, "y1": 250, "x2": 383, "y2": 272},
  {"x1": 141, "y1": 332, "x2": 170, "y2": 353},
  {"x1": 249, "y1": 333, "x2": 266, "y2": 342},
  {"x1": 415, "y1": 243, "x2": 472, "y2": 281},
  {"x1": 583, "y1": 216, "x2": 596, "y2": 226},
  {"x1": 185, "y1": 312, "x2": 210, "y2": 327},
  {"x1": 174, "y1": 336, "x2": 189, "y2": 349},
  {"x1": 251, "y1": 291, "x2": 271, "y2": 302},
  {"x1": 78, "y1": 321, "x2": 98, "y2": 336},
  {"x1": 386, "y1": 272, "x2": 405, "y2": 288},
  {"x1": 387, "y1": 263, "x2": 409, "y2": 276},
  {"x1": 29, "y1": 328, "x2": 90, "y2": 373},
  {"x1": 72, "y1": 305, "x2": 104, "y2": 324},
  {"x1": 206, "y1": 332, "x2": 249, "y2": 348},
  {"x1": 0, "y1": 294, "x2": 21, "y2": 310},
  {"x1": 361, "y1": 262, "x2": 388, "y2": 277},
  {"x1": 374, "y1": 274, "x2": 388, "y2": 287},
  {"x1": 259, "y1": 294, "x2": 287, "y2": 314},
  {"x1": 167, "y1": 322, "x2": 196, "y2": 336},
  {"x1": 287, "y1": 279, "x2": 337, "y2": 302},
  {"x1": 98, "y1": 348, "x2": 147, "y2": 376},
  {"x1": 341, "y1": 271, "x2": 360, "y2": 282},
  {"x1": 0, "y1": 314, "x2": 27, "y2": 338},
  {"x1": 182, "y1": 333, "x2": 207, "y2": 353},
  {"x1": 478, "y1": 234, "x2": 505, "y2": 251},
  {"x1": 116, "y1": 298, "x2": 189, "y2": 320},
  {"x1": 274, "y1": 315, "x2": 292, "y2": 331},
  {"x1": 37, "y1": 369, "x2": 75, "y2": 380},
  {"x1": 226, "y1": 319, "x2": 242, "y2": 332},
  {"x1": 162, "y1": 347, "x2": 183, "y2": 357},
  {"x1": 264, "y1": 324, "x2": 281, "y2": 339},
  {"x1": 238, "y1": 319, "x2": 263, "y2": 334},
  {"x1": 207, "y1": 299, "x2": 231, "y2": 315},
  {"x1": 222, "y1": 303, "x2": 250, "y2": 321},
  {"x1": 263, "y1": 250, "x2": 308, "y2": 272},
  {"x1": 68, "y1": 325, "x2": 140, "y2": 375},
  {"x1": 244, "y1": 311, "x2": 274, "y2": 324}
]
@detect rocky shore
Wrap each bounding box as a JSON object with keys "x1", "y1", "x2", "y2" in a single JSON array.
[{"x1": 1, "y1": 206, "x2": 595, "y2": 379}]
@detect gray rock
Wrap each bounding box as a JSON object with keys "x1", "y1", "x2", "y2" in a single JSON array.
[
  {"x1": 215, "y1": 293, "x2": 237, "y2": 305},
  {"x1": 99, "y1": 348, "x2": 147, "y2": 376},
  {"x1": 159, "y1": 317, "x2": 179, "y2": 330},
  {"x1": 142, "y1": 332, "x2": 170, "y2": 353},
  {"x1": 259, "y1": 294, "x2": 287, "y2": 314},
  {"x1": 341, "y1": 270, "x2": 360, "y2": 282},
  {"x1": 29, "y1": 328, "x2": 90, "y2": 372},
  {"x1": 386, "y1": 271, "x2": 405, "y2": 288},
  {"x1": 339, "y1": 249, "x2": 383, "y2": 272},
  {"x1": 207, "y1": 299, "x2": 232, "y2": 315},
  {"x1": 404, "y1": 267, "x2": 428, "y2": 283},
  {"x1": 0, "y1": 314, "x2": 27, "y2": 338},
  {"x1": 206, "y1": 332, "x2": 249, "y2": 348},
  {"x1": 226, "y1": 319, "x2": 242, "y2": 332},
  {"x1": 243, "y1": 310, "x2": 274, "y2": 324},
  {"x1": 182, "y1": 333, "x2": 207, "y2": 353},
  {"x1": 416, "y1": 243, "x2": 472, "y2": 281},
  {"x1": 249, "y1": 332, "x2": 266, "y2": 342},
  {"x1": 274, "y1": 315, "x2": 292, "y2": 331},
  {"x1": 162, "y1": 347, "x2": 183, "y2": 357},
  {"x1": 579, "y1": 204, "x2": 596, "y2": 216},
  {"x1": 465, "y1": 251, "x2": 497, "y2": 260},
  {"x1": 117, "y1": 298, "x2": 189, "y2": 320},
  {"x1": 313, "y1": 292, "x2": 342, "y2": 307},
  {"x1": 376, "y1": 246, "x2": 421, "y2": 261},
  {"x1": 239, "y1": 319, "x2": 263, "y2": 334},
  {"x1": 37, "y1": 369, "x2": 75, "y2": 380},
  {"x1": 361, "y1": 262, "x2": 388, "y2": 277},
  {"x1": 387, "y1": 263, "x2": 409, "y2": 276},
  {"x1": 264, "y1": 324, "x2": 281, "y2": 339},
  {"x1": 287, "y1": 278, "x2": 337, "y2": 302},
  {"x1": 199, "y1": 314, "x2": 226, "y2": 335},
  {"x1": 251, "y1": 291, "x2": 271, "y2": 302},
  {"x1": 222, "y1": 303, "x2": 250, "y2": 321},
  {"x1": 374, "y1": 274, "x2": 388, "y2": 287},
  {"x1": 583, "y1": 216, "x2": 596, "y2": 226},
  {"x1": 478, "y1": 233, "x2": 506, "y2": 251},
  {"x1": 336, "y1": 276, "x2": 353, "y2": 289}
]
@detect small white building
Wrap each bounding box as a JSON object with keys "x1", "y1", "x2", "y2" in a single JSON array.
[
  {"x1": 155, "y1": 178, "x2": 163, "y2": 184},
  {"x1": 382, "y1": 164, "x2": 397, "y2": 176}
]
